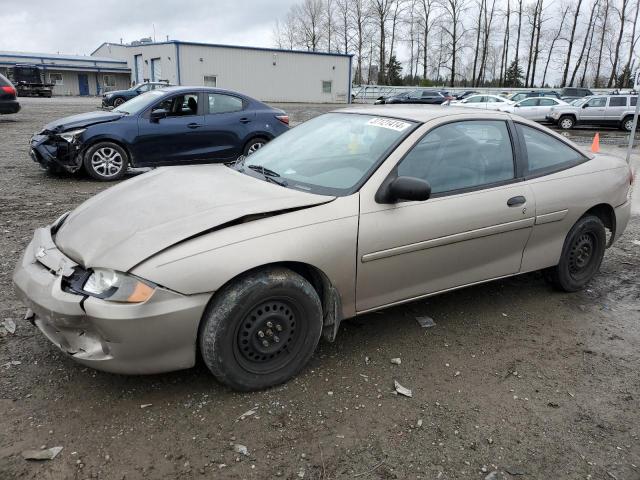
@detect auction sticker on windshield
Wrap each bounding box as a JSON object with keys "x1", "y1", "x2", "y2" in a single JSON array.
[{"x1": 366, "y1": 117, "x2": 412, "y2": 131}]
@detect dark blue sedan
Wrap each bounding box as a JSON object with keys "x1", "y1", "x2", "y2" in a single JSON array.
[{"x1": 30, "y1": 87, "x2": 290, "y2": 181}]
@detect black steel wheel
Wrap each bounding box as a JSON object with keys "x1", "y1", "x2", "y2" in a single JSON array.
[
  {"x1": 544, "y1": 215, "x2": 606, "y2": 292},
  {"x1": 199, "y1": 267, "x2": 323, "y2": 391}
]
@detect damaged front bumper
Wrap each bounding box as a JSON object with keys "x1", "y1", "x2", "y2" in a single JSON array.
[
  {"x1": 29, "y1": 133, "x2": 84, "y2": 173},
  {"x1": 13, "y1": 227, "x2": 211, "y2": 375}
]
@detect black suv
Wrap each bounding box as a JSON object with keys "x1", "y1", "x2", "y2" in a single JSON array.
[
  {"x1": 0, "y1": 73, "x2": 20, "y2": 114},
  {"x1": 559, "y1": 87, "x2": 593, "y2": 102},
  {"x1": 375, "y1": 89, "x2": 453, "y2": 105}
]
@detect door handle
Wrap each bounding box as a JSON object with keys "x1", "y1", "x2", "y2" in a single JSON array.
[
  {"x1": 187, "y1": 123, "x2": 203, "y2": 129},
  {"x1": 239, "y1": 117, "x2": 251, "y2": 124},
  {"x1": 507, "y1": 196, "x2": 526, "y2": 207}
]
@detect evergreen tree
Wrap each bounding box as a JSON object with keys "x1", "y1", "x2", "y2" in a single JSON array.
[
  {"x1": 386, "y1": 55, "x2": 403, "y2": 86},
  {"x1": 504, "y1": 60, "x2": 524, "y2": 87}
]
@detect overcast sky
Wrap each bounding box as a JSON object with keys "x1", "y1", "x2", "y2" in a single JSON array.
[{"x1": 1, "y1": 0, "x2": 297, "y2": 55}]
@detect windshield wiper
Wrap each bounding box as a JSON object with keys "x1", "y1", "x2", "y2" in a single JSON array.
[{"x1": 247, "y1": 165, "x2": 288, "y2": 187}]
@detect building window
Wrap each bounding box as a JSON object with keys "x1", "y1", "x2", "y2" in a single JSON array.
[
  {"x1": 204, "y1": 75, "x2": 217, "y2": 87},
  {"x1": 103, "y1": 75, "x2": 116, "y2": 88},
  {"x1": 322, "y1": 81, "x2": 332, "y2": 94},
  {"x1": 49, "y1": 73, "x2": 63, "y2": 85}
]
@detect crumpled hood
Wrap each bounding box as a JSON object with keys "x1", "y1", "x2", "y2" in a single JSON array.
[
  {"x1": 42, "y1": 111, "x2": 124, "y2": 133},
  {"x1": 55, "y1": 165, "x2": 334, "y2": 272}
]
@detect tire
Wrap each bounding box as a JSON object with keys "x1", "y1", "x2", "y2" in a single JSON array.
[
  {"x1": 545, "y1": 215, "x2": 606, "y2": 292},
  {"x1": 558, "y1": 115, "x2": 575, "y2": 130},
  {"x1": 112, "y1": 97, "x2": 126, "y2": 108},
  {"x1": 83, "y1": 142, "x2": 128, "y2": 181},
  {"x1": 243, "y1": 137, "x2": 268, "y2": 156},
  {"x1": 199, "y1": 267, "x2": 323, "y2": 391},
  {"x1": 622, "y1": 116, "x2": 634, "y2": 132}
]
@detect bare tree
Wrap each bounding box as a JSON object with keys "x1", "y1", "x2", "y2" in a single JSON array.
[
  {"x1": 594, "y1": 0, "x2": 610, "y2": 87},
  {"x1": 561, "y1": 0, "x2": 583, "y2": 86},
  {"x1": 371, "y1": 0, "x2": 395, "y2": 83},
  {"x1": 581, "y1": 0, "x2": 600, "y2": 86},
  {"x1": 477, "y1": 0, "x2": 497, "y2": 85},
  {"x1": 471, "y1": 0, "x2": 485, "y2": 86},
  {"x1": 541, "y1": 3, "x2": 570, "y2": 87},
  {"x1": 292, "y1": 0, "x2": 325, "y2": 51},
  {"x1": 324, "y1": 0, "x2": 336, "y2": 52},
  {"x1": 513, "y1": 0, "x2": 524, "y2": 77},
  {"x1": 621, "y1": 0, "x2": 640, "y2": 86},
  {"x1": 524, "y1": 0, "x2": 541, "y2": 87},
  {"x1": 608, "y1": 0, "x2": 628, "y2": 87},
  {"x1": 420, "y1": 0, "x2": 436, "y2": 80},
  {"x1": 569, "y1": 0, "x2": 599, "y2": 86},
  {"x1": 498, "y1": 0, "x2": 511, "y2": 86},
  {"x1": 352, "y1": 0, "x2": 369, "y2": 84},
  {"x1": 440, "y1": 0, "x2": 469, "y2": 85},
  {"x1": 335, "y1": 0, "x2": 352, "y2": 54}
]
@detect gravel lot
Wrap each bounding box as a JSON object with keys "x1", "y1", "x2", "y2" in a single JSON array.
[{"x1": 1, "y1": 97, "x2": 639, "y2": 480}]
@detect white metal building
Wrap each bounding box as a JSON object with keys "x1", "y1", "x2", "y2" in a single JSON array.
[
  {"x1": 0, "y1": 51, "x2": 131, "y2": 96},
  {"x1": 92, "y1": 41, "x2": 353, "y2": 103}
]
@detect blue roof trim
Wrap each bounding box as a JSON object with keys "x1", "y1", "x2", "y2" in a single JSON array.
[
  {"x1": 92, "y1": 40, "x2": 353, "y2": 59},
  {"x1": 0, "y1": 51, "x2": 127, "y2": 65},
  {"x1": 0, "y1": 61, "x2": 130, "y2": 72}
]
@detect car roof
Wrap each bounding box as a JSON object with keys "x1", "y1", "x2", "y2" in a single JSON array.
[
  {"x1": 335, "y1": 104, "x2": 512, "y2": 123},
  {"x1": 154, "y1": 85, "x2": 248, "y2": 96}
]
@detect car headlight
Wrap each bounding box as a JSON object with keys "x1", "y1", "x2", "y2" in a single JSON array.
[
  {"x1": 83, "y1": 268, "x2": 156, "y2": 303},
  {"x1": 58, "y1": 128, "x2": 86, "y2": 143}
]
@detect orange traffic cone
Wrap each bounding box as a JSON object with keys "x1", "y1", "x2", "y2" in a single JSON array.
[{"x1": 591, "y1": 132, "x2": 600, "y2": 153}]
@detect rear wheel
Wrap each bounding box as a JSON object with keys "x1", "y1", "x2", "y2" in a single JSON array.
[
  {"x1": 558, "y1": 115, "x2": 575, "y2": 130},
  {"x1": 622, "y1": 116, "x2": 634, "y2": 132},
  {"x1": 83, "y1": 142, "x2": 128, "y2": 181},
  {"x1": 243, "y1": 137, "x2": 268, "y2": 156},
  {"x1": 199, "y1": 267, "x2": 323, "y2": 391},
  {"x1": 545, "y1": 215, "x2": 606, "y2": 292}
]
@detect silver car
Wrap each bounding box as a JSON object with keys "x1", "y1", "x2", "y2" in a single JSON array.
[
  {"x1": 13, "y1": 106, "x2": 633, "y2": 390},
  {"x1": 499, "y1": 97, "x2": 568, "y2": 121},
  {"x1": 451, "y1": 94, "x2": 513, "y2": 110}
]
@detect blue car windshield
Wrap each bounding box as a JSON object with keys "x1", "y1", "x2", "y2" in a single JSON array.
[
  {"x1": 240, "y1": 113, "x2": 417, "y2": 196},
  {"x1": 113, "y1": 90, "x2": 165, "y2": 114}
]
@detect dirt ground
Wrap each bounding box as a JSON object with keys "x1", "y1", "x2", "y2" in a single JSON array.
[{"x1": 1, "y1": 97, "x2": 639, "y2": 480}]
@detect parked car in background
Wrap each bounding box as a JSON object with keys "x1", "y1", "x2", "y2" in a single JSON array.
[
  {"x1": 451, "y1": 94, "x2": 513, "y2": 110},
  {"x1": 509, "y1": 90, "x2": 562, "y2": 102},
  {"x1": 546, "y1": 94, "x2": 638, "y2": 131},
  {"x1": 454, "y1": 90, "x2": 479, "y2": 100},
  {"x1": 102, "y1": 81, "x2": 173, "y2": 108},
  {"x1": 0, "y1": 73, "x2": 20, "y2": 114},
  {"x1": 14, "y1": 106, "x2": 632, "y2": 390},
  {"x1": 499, "y1": 97, "x2": 568, "y2": 121},
  {"x1": 30, "y1": 86, "x2": 289, "y2": 180},
  {"x1": 559, "y1": 87, "x2": 594, "y2": 102},
  {"x1": 375, "y1": 89, "x2": 453, "y2": 105}
]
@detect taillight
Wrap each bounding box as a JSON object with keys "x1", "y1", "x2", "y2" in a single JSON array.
[
  {"x1": 276, "y1": 115, "x2": 289, "y2": 126},
  {"x1": 1, "y1": 86, "x2": 16, "y2": 95}
]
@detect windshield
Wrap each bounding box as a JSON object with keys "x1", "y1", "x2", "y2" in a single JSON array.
[
  {"x1": 238, "y1": 113, "x2": 416, "y2": 195},
  {"x1": 572, "y1": 97, "x2": 589, "y2": 107},
  {"x1": 114, "y1": 90, "x2": 165, "y2": 114}
]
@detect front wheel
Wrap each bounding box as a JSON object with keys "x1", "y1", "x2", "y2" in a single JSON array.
[
  {"x1": 199, "y1": 267, "x2": 323, "y2": 391},
  {"x1": 83, "y1": 142, "x2": 128, "y2": 181},
  {"x1": 112, "y1": 97, "x2": 126, "y2": 108},
  {"x1": 558, "y1": 115, "x2": 575, "y2": 130},
  {"x1": 544, "y1": 215, "x2": 606, "y2": 292}
]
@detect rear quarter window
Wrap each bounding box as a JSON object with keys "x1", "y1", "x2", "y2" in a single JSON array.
[
  {"x1": 516, "y1": 124, "x2": 587, "y2": 177},
  {"x1": 609, "y1": 97, "x2": 627, "y2": 107}
]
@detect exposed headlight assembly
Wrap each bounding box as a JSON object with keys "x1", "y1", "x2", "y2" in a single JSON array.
[
  {"x1": 58, "y1": 128, "x2": 86, "y2": 143},
  {"x1": 83, "y1": 268, "x2": 156, "y2": 303}
]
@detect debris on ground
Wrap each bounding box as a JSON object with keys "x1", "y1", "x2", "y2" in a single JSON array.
[
  {"x1": 390, "y1": 358, "x2": 401, "y2": 365},
  {"x1": 394, "y1": 380, "x2": 412, "y2": 397},
  {"x1": 505, "y1": 465, "x2": 526, "y2": 475},
  {"x1": 233, "y1": 444, "x2": 249, "y2": 456},
  {"x1": 22, "y1": 446, "x2": 63, "y2": 461},
  {"x1": 2, "y1": 360, "x2": 21, "y2": 368},
  {"x1": 484, "y1": 471, "x2": 500, "y2": 480},
  {"x1": 2, "y1": 318, "x2": 16, "y2": 334},
  {"x1": 140, "y1": 404, "x2": 152, "y2": 409},
  {"x1": 415, "y1": 315, "x2": 436, "y2": 328},
  {"x1": 236, "y1": 408, "x2": 257, "y2": 421},
  {"x1": 417, "y1": 419, "x2": 423, "y2": 428}
]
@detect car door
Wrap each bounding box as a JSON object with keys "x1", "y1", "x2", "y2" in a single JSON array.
[
  {"x1": 580, "y1": 96, "x2": 607, "y2": 124},
  {"x1": 513, "y1": 98, "x2": 539, "y2": 119},
  {"x1": 134, "y1": 91, "x2": 208, "y2": 165},
  {"x1": 202, "y1": 92, "x2": 253, "y2": 161},
  {"x1": 604, "y1": 96, "x2": 628, "y2": 124},
  {"x1": 356, "y1": 119, "x2": 535, "y2": 312}
]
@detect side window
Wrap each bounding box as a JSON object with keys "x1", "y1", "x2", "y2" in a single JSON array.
[
  {"x1": 632, "y1": 97, "x2": 638, "y2": 106},
  {"x1": 520, "y1": 98, "x2": 538, "y2": 107},
  {"x1": 138, "y1": 84, "x2": 150, "y2": 92},
  {"x1": 608, "y1": 97, "x2": 627, "y2": 107},
  {"x1": 207, "y1": 94, "x2": 243, "y2": 114},
  {"x1": 397, "y1": 121, "x2": 514, "y2": 195},
  {"x1": 539, "y1": 98, "x2": 556, "y2": 106},
  {"x1": 586, "y1": 97, "x2": 606, "y2": 107},
  {"x1": 517, "y1": 124, "x2": 585, "y2": 175},
  {"x1": 465, "y1": 96, "x2": 483, "y2": 103},
  {"x1": 152, "y1": 93, "x2": 199, "y2": 117}
]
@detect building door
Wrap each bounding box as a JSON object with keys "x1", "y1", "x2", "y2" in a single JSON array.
[
  {"x1": 134, "y1": 55, "x2": 143, "y2": 84},
  {"x1": 151, "y1": 58, "x2": 161, "y2": 82},
  {"x1": 78, "y1": 74, "x2": 89, "y2": 96}
]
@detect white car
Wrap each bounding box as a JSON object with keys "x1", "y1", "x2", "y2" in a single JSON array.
[
  {"x1": 450, "y1": 94, "x2": 513, "y2": 110},
  {"x1": 500, "y1": 97, "x2": 568, "y2": 121}
]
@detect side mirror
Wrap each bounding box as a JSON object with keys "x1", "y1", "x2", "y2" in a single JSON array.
[
  {"x1": 150, "y1": 108, "x2": 168, "y2": 122},
  {"x1": 582, "y1": 104, "x2": 588, "y2": 108},
  {"x1": 514, "y1": 104, "x2": 520, "y2": 108},
  {"x1": 385, "y1": 176, "x2": 431, "y2": 203}
]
